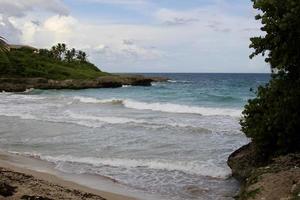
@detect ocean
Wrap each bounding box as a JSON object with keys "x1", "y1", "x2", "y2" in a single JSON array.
[{"x1": 0, "y1": 73, "x2": 270, "y2": 200}]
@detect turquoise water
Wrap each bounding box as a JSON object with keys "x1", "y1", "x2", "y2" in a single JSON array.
[
  {"x1": 42, "y1": 73, "x2": 269, "y2": 108},
  {"x1": 0, "y1": 73, "x2": 270, "y2": 200}
]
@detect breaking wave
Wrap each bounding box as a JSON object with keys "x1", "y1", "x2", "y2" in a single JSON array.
[
  {"x1": 10, "y1": 152, "x2": 231, "y2": 179},
  {"x1": 74, "y1": 96, "x2": 242, "y2": 117},
  {"x1": 73, "y1": 96, "x2": 122, "y2": 104},
  {"x1": 66, "y1": 111, "x2": 146, "y2": 125}
]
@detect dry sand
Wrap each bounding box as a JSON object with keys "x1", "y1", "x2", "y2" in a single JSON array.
[{"x1": 0, "y1": 153, "x2": 136, "y2": 200}]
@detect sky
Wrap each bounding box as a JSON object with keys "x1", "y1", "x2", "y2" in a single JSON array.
[{"x1": 0, "y1": 0, "x2": 269, "y2": 73}]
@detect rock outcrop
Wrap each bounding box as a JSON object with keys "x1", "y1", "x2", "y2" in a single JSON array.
[
  {"x1": 0, "y1": 75, "x2": 169, "y2": 92},
  {"x1": 228, "y1": 142, "x2": 300, "y2": 200}
]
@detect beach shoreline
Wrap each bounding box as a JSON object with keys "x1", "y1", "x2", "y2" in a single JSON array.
[
  {"x1": 0, "y1": 151, "x2": 137, "y2": 200},
  {"x1": 0, "y1": 73, "x2": 267, "y2": 200}
]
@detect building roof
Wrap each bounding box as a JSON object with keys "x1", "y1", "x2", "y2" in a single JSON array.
[{"x1": 8, "y1": 44, "x2": 37, "y2": 50}]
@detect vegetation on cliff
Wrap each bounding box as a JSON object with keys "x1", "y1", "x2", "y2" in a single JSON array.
[
  {"x1": 0, "y1": 43, "x2": 108, "y2": 80},
  {"x1": 241, "y1": 0, "x2": 300, "y2": 158},
  {"x1": 0, "y1": 42, "x2": 167, "y2": 91}
]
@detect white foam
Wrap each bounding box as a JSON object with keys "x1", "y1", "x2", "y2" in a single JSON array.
[
  {"x1": 23, "y1": 88, "x2": 35, "y2": 93},
  {"x1": 13, "y1": 152, "x2": 230, "y2": 179},
  {"x1": 73, "y1": 96, "x2": 103, "y2": 104},
  {"x1": 73, "y1": 96, "x2": 241, "y2": 117},
  {"x1": 167, "y1": 80, "x2": 177, "y2": 83},
  {"x1": 66, "y1": 111, "x2": 146, "y2": 125},
  {"x1": 0, "y1": 93, "x2": 46, "y2": 101},
  {"x1": 0, "y1": 113, "x2": 37, "y2": 120},
  {"x1": 122, "y1": 100, "x2": 242, "y2": 117},
  {"x1": 167, "y1": 80, "x2": 192, "y2": 83},
  {"x1": 73, "y1": 96, "x2": 122, "y2": 104}
]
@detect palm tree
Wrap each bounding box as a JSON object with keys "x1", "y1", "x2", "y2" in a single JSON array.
[
  {"x1": 65, "y1": 50, "x2": 73, "y2": 62},
  {"x1": 76, "y1": 50, "x2": 87, "y2": 62},
  {"x1": 50, "y1": 45, "x2": 60, "y2": 60},
  {"x1": 0, "y1": 36, "x2": 8, "y2": 52},
  {"x1": 71, "y1": 48, "x2": 76, "y2": 58},
  {"x1": 56, "y1": 43, "x2": 67, "y2": 60},
  {"x1": 61, "y1": 43, "x2": 66, "y2": 53}
]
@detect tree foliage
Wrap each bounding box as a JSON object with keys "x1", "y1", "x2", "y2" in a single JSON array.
[
  {"x1": 250, "y1": 0, "x2": 300, "y2": 77},
  {"x1": 47, "y1": 43, "x2": 87, "y2": 63},
  {"x1": 241, "y1": 0, "x2": 300, "y2": 157},
  {"x1": 0, "y1": 43, "x2": 107, "y2": 80}
]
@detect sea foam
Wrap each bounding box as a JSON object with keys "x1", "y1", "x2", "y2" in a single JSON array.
[
  {"x1": 10, "y1": 152, "x2": 231, "y2": 179},
  {"x1": 74, "y1": 96, "x2": 242, "y2": 117},
  {"x1": 66, "y1": 111, "x2": 146, "y2": 124},
  {"x1": 73, "y1": 96, "x2": 122, "y2": 104},
  {"x1": 122, "y1": 100, "x2": 241, "y2": 117}
]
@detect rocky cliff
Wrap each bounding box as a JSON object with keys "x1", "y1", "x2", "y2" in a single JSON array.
[
  {"x1": 228, "y1": 143, "x2": 300, "y2": 200},
  {"x1": 0, "y1": 75, "x2": 169, "y2": 92}
]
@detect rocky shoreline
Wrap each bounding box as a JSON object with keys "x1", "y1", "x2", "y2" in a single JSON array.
[
  {"x1": 0, "y1": 167, "x2": 106, "y2": 200},
  {"x1": 228, "y1": 143, "x2": 300, "y2": 200},
  {"x1": 0, "y1": 75, "x2": 169, "y2": 92}
]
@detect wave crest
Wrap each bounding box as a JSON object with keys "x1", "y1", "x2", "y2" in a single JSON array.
[
  {"x1": 73, "y1": 96, "x2": 241, "y2": 117},
  {"x1": 66, "y1": 111, "x2": 146, "y2": 125},
  {"x1": 10, "y1": 152, "x2": 230, "y2": 179},
  {"x1": 73, "y1": 96, "x2": 122, "y2": 104},
  {"x1": 122, "y1": 100, "x2": 241, "y2": 117}
]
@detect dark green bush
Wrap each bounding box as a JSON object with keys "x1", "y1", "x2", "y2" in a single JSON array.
[
  {"x1": 241, "y1": 0, "x2": 300, "y2": 157},
  {"x1": 241, "y1": 75, "x2": 300, "y2": 157}
]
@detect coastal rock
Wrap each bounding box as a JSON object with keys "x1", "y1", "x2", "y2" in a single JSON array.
[
  {"x1": 228, "y1": 143, "x2": 300, "y2": 200},
  {"x1": 0, "y1": 75, "x2": 167, "y2": 92},
  {"x1": 21, "y1": 195, "x2": 53, "y2": 200},
  {"x1": 0, "y1": 181, "x2": 16, "y2": 197},
  {"x1": 227, "y1": 143, "x2": 259, "y2": 181},
  {"x1": 0, "y1": 167, "x2": 106, "y2": 200},
  {"x1": 291, "y1": 180, "x2": 300, "y2": 194}
]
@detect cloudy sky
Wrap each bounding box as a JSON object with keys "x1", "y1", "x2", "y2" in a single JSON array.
[{"x1": 0, "y1": 0, "x2": 268, "y2": 73}]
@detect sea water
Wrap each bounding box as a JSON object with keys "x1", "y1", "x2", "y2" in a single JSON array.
[{"x1": 0, "y1": 73, "x2": 270, "y2": 200}]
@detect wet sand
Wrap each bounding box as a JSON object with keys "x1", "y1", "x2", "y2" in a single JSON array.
[{"x1": 0, "y1": 152, "x2": 136, "y2": 200}]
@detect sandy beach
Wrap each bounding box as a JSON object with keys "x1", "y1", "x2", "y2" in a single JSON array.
[
  {"x1": 0, "y1": 152, "x2": 136, "y2": 200},
  {"x1": 0, "y1": 74, "x2": 252, "y2": 200}
]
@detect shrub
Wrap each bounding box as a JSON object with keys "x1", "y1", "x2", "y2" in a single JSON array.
[
  {"x1": 241, "y1": 0, "x2": 300, "y2": 157},
  {"x1": 241, "y1": 75, "x2": 300, "y2": 157}
]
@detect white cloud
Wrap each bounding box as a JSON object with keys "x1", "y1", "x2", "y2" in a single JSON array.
[
  {"x1": 6, "y1": 15, "x2": 77, "y2": 47},
  {"x1": 0, "y1": 0, "x2": 268, "y2": 73},
  {"x1": 81, "y1": 0, "x2": 149, "y2": 5},
  {"x1": 43, "y1": 15, "x2": 76, "y2": 34},
  {"x1": 0, "y1": 0, "x2": 69, "y2": 17},
  {"x1": 155, "y1": 8, "x2": 200, "y2": 26},
  {"x1": 155, "y1": 6, "x2": 260, "y2": 33},
  {"x1": 0, "y1": 0, "x2": 69, "y2": 43},
  {"x1": 0, "y1": 15, "x2": 22, "y2": 43}
]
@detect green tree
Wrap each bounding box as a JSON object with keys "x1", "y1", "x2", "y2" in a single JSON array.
[
  {"x1": 65, "y1": 50, "x2": 73, "y2": 62},
  {"x1": 50, "y1": 43, "x2": 67, "y2": 60},
  {"x1": 76, "y1": 50, "x2": 87, "y2": 62},
  {"x1": 71, "y1": 48, "x2": 76, "y2": 58},
  {"x1": 39, "y1": 49, "x2": 51, "y2": 57},
  {"x1": 249, "y1": 0, "x2": 300, "y2": 78},
  {"x1": 241, "y1": 0, "x2": 300, "y2": 158},
  {"x1": 50, "y1": 45, "x2": 60, "y2": 60},
  {"x1": 64, "y1": 48, "x2": 76, "y2": 63}
]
